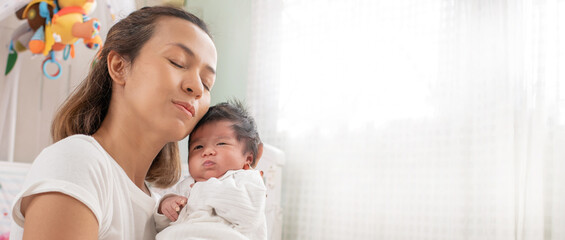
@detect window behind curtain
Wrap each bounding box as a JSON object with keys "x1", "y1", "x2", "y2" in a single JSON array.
[{"x1": 248, "y1": 0, "x2": 565, "y2": 239}]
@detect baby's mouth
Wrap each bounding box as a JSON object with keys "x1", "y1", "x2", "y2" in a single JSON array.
[{"x1": 203, "y1": 160, "x2": 215, "y2": 167}]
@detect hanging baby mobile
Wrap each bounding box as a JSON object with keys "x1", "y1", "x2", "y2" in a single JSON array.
[{"x1": 5, "y1": 0, "x2": 102, "y2": 79}]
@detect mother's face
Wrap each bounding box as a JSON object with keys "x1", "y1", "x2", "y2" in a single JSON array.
[{"x1": 119, "y1": 16, "x2": 217, "y2": 141}]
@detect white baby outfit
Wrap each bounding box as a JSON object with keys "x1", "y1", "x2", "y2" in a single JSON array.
[{"x1": 155, "y1": 169, "x2": 267, "y2": 240}]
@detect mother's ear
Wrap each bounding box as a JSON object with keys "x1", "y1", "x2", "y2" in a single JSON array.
[
  {"x1": 252, "y1": 143, "x2": 264, "y2": 168},
  {"x1": 107, "y1": 50, "x2": 128, "y2": 86}
]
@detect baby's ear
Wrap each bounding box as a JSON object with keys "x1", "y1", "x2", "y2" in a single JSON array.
[{"x1": 244, "y1": 153, "x2": 253, "y2": 169}]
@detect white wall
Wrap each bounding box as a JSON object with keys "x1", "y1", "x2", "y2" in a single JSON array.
[{"x1": 186, "y1": 0, "x2": 252, "y2": 105}]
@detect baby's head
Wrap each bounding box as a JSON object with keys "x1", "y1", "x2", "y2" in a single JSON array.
[{"x1": 187, "y1": 100, "x2": 262, "y2": 182}]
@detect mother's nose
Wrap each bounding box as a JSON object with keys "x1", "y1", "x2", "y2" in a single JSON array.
[{"x1": 182, "y1": 71, "x2": 204, "y2": 99}]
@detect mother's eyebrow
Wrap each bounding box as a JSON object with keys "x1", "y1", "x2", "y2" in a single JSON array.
[
  {"x1": 170, "y1": 43, "x2": 194, "y2": 57},
  {"x1": 169, "y1": 43, "x2": 216, "y2": 75}
]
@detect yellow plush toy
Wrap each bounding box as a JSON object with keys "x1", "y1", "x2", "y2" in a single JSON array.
[
  {"x1": 5, "y1": 0, "x2": 102, "y2": 78},
  {"x1": 48, "y1": 0, "x2": 101, "y2": 54}
]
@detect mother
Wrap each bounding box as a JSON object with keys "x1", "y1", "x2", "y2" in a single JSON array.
[{"x1": 10, "y1": 6, "x2": 217, "y2": 240}]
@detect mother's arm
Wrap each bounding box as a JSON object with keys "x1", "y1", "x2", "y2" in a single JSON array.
[{"x1": 20, "y1": 192, "x2": 98, "y2": 240}]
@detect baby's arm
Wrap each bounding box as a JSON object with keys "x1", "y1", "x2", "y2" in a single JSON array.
[
  {"x1": 154, "y1": 194, "x2": 188, "y2": 232},
  {"x1": 159, "y1": 194, "x2": 188, "y2": 221},
  {"x1": 153, "y1": 177, "x2": 194, "y2": 232}
]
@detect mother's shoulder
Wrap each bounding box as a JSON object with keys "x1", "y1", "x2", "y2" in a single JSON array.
[
  {"x1": 36, "y1": 134, "x2": 109, "y2": 167},
  {"x1": 47, "y1": 134, "x2": 99, "y2": 151}
]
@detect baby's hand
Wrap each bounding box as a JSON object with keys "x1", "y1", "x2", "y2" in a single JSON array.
[{"x1": 158, "y1": 195, "x2": 188, "y2": 222}]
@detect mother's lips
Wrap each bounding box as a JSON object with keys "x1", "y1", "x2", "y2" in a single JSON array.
[{"x1": 173, "y1": 100, "x2": 195, "y2": 117}]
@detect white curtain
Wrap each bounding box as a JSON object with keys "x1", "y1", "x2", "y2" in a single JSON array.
[{"x1": 247, "y1": 0, "x2": 565, "y2": 239}]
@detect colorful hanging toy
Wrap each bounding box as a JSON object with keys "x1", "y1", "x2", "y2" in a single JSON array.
[{"x1": 5, "y1": 0, "x2": 102, "y2": 79}]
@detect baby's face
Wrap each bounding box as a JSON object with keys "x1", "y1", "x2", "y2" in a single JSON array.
[{"x1": 188, "y1": 120, "x2": 252, "y2": 182}]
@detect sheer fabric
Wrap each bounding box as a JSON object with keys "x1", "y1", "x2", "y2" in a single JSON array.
[{"x1": 247, "y1": 0, "x2": 565, "y2": 239}]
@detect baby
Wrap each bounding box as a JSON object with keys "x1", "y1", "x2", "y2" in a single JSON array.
[{"x1": 154, "y1": 100, "x2": 267, "y2": 240}]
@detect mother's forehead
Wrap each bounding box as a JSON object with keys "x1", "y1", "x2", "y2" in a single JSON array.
[
  {"x1": 150, "y1": 17, "x2": 214, "y2": 49},
  {"x1": 145, "y1": 18, "x2": 217, "y2": 65}
]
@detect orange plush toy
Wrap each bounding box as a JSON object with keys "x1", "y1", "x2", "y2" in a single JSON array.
[{"x1": 5, "y1": 0, "x2": 102, "y2": 79}]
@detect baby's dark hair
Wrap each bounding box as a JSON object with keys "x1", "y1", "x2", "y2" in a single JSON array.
[{"x1": 189, "y1": 100, "x2": 262, "y2": 166}]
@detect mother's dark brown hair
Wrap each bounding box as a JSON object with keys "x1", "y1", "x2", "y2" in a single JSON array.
[{"x1": 51, "y1": 6, "x2": 211, "y2": 188}]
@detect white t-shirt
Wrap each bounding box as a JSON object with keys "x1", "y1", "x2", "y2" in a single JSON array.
[{"x1": 10, "y1": 134, "x2": 158, "y2": 240}]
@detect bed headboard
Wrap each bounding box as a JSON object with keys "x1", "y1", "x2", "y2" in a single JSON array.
[
  {"x1": 0, "y1": 162, "x2": 31, "y2": 237},
  {"x1": 254, "y1": 143, "x2": 285, "y2": 240}
]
